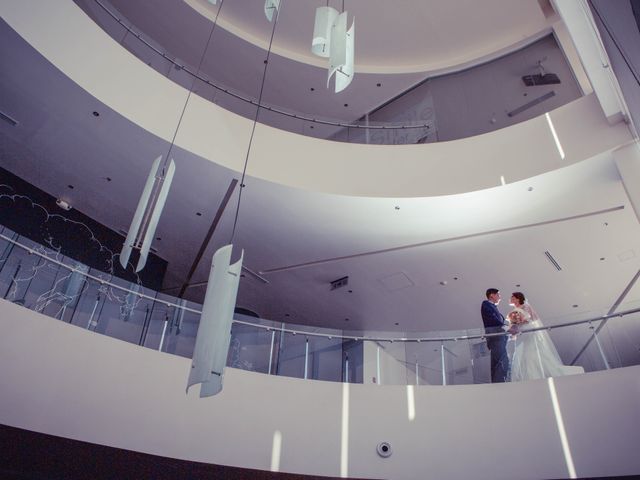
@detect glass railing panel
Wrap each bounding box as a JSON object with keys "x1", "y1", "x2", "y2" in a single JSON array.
[
  {"x1": 65, "y1": 275, "x2": 103, "y2": 330},
  {"x1": 86, "y1": 273, "x2": 153, "y2": 345},
  {"x1": 1, "y1": 241, "x2": 58, "y2": 308},
  {"x1": 569, "y1": 319, "x2": 613, "y2": 372},
  {"x1": 367, "y1": 340, "x2": 409, "y2": 386},
  {"x1": 442, "y1": 336, "x2": 475, "y2": 385},
  {"x1": 36, "y1": 256, "x2": 90, "y2": 322},
  {"x1": 611, "y1": 313, "x2": 640, "y2": 368},
  {"x1": 159, "y1": 298, "x2": 200, "y2": 358},
  {"x1": 274, "y1": 330, "x2": 307, "y2": 379},
  {"x1": 227, "y1": 321, "x2": 274, "y2": 374},
  {"x1": 404, "y1": 341, "x2": 443, "y2": 385},
  {"x1": 469, "y1": 337, "x2": 492, "y2": 384},
  {"x1": 304, "y1": 334, "x2": 348, "y2": 382}
]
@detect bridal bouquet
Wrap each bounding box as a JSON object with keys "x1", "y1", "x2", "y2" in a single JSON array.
[{"x1": 508, "y1": 309, "x2": 528, "y2": 325}]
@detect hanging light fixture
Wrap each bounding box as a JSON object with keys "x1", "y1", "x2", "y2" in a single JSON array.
[
  {"x1": 119, "y1": 156, "x2": 175, "y2": 272},
  {"x1": 119, "y1": 0, "x2": 227, "y2": 273},
  {"x1": 187, "y1": 245, "x2": 243, "y2": 397},
  {"x1": 187, "y1": 0, "x2": 281, "y2": 397},
  {"x1": 311, "y1": 3, "x2": 354, "y2": 92},
  {"x1": 264, "y1": 0, "x2": 280, "y2": 21}
]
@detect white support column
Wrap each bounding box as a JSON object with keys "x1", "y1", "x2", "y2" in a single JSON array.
[
  {"x1": 552, "y1": 20, "x2": 593, "y2": 96},
  {"x1": 552, "y1": 0, "x2": 626, "y2": 124}
]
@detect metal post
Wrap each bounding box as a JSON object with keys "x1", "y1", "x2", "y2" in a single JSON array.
[
  {"x1": 268, "y1": 330, "x2": 275, "y2": 374},
  {"x1": 158, "y1": 314, "x2": 168, "y2": 352},
  {"x1": 86, "y1": 294, "x2": 100, "y2": 329},
  {"x1": 441, "y1": 342, "x2": 447, "y2": 386},
  {"x1": 365, "y1": 113, "x2": 370, "y2": 144},
  {"x1": 304, "y1": 338, "x2": 309, "y2": 379},
  {"x1": 415, "y1": 359, "x2": 419, "y2": 386},
  {"x1": 345, "y1": 354, "x2": 350, "y2": 383},
  {"x1": 376, "y1": 344, "x2": 381, "y2": 385}
]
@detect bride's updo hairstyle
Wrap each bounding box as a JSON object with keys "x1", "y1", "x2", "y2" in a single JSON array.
[{"x1": 512, "y1": 292, "x2": 526, "y2": 305}]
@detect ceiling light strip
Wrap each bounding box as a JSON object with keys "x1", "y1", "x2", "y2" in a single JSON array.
[
  {"x1": 259, "y1": 205, "x2": 624, "y2": 274},
  {"x1": 545, "y1": 112, "x2": 566, "y2": 160}
]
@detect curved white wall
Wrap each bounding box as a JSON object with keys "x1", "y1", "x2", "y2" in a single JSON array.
[
  {"x1": 1, "y1": 0, "x2": 633, "y2": 197},
  {"x1": 1, "y1": 299, "x2": 639, "y2": 479}
]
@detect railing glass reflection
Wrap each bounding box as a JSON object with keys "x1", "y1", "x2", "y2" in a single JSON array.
[{"x1": 1, "y1": 226, "x2": 639, "y2": 386}]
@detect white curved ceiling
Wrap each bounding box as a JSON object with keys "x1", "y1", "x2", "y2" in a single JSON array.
[{"x1": 184, "y1": 0, "x2": 552, "y2": 74}]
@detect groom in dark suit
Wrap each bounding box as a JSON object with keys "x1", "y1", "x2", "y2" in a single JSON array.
[{"x1": 481, "y1": 288, "x2": 510, "y2": 383}]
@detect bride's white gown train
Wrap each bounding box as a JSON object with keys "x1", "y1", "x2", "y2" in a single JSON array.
[{"x1": 510, "y1": 303, "x2": 584, "y2": 382}]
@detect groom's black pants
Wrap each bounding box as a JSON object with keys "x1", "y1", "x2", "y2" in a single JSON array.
[{"x1": 487, "y1": 336, "x2": 509, "y2": 383}]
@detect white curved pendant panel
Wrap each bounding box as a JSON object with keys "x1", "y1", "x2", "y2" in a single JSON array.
[
  {"x1": 136, "y1": 159, "x2": 175, "y2": 272},
  {"x1": 327, "y1": 11, "x2": 347, "y2": 88},
  {"x1": 264, "y1": 0, "x2": 280, "y2": 22},
  {"x1": 335, "y1": 19, "x2": 355, "y2": 93},
  {"x1": 119, "y1": 155, "x2": 162, "y2": 270},
  {"x1": 312, "y1": 6, "x2": 338, "y2": 57},
  {"x1": 187, "y1": 244, "x2": 243, "y2": 397}
]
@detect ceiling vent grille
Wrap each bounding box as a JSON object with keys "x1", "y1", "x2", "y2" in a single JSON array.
[{"x1": 544, "y1": 250, "x2": 562, "y2": 271}]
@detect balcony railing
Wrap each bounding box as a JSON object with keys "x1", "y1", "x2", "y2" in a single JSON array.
[
  {"x1": 73, "y1": 0, "x2": 435, "y2": 145},
  {"x1": 2, "y1": 225, "x2": 639, "y2": 385}
]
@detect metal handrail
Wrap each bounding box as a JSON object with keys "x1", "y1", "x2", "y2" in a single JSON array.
[
  {"x1": 2, "y1": 231, "x2": 637, "y2": 344},
  {"x1": 90, "y1": 0, "x2": 434, "y2": 131}
]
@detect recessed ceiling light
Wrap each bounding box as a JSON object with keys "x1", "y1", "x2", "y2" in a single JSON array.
[
  {"x1": 376, "y1": 83, "x2": 382, "y2": 87},
  {"x1": 284, "y1": 313, "x2": 290, "y2": 317},
  {"x1": 348, "y1": 289, "x2": 353, "y2": 293},
  {"x1": 528, "y1": 187, "x2": 534, "y2": 191},
  {"x1": 156, "y1": 237, "x2": 161, "y2": 241},
  {"x1": 572, "y1": 304, "x2": 578, "y2": 308},
  {"x1": 67, "y1": 185, "x2": 74, "y2": 189},
  {"x1": 310, "y1": 125, "x2": 314, "y2": 129},
  {"x1": 92, "y1": 111, "x2": 100, "y2": 117},
  {"x1": 439, "y1": 280, "x2": 447, "y2": 286},
  {"x1": 104, "y1": 177, "x2": 112, "y2": 182},
  {"x1": 345, "y1": 318, "x2": 349, "y2": 322},
  {"x1": 196, "y1": 212, "x2": 202, "y2": 216},
  {"x1": 394, "y1": 322, "x2": 399, "y2": 326},
  {"x1": 310, "y1": 87, "x2": 315, "y2": 91},
  {"x1": 394, "y1": 206, "x2": 400, "y2": 210},
  {"x1": 600, "y1": 257, "x2": 605, "y2": 261},
  {"x1": 344, "y1": 103, "x2": 349, "y2": 107},
  {"x1": 516, "y1": 284, "x2": 521, "y2": 287}
]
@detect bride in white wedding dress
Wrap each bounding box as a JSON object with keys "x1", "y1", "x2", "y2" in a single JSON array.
[{"x1": 508, "y1": 292, "x2": 584, "y2": 382}]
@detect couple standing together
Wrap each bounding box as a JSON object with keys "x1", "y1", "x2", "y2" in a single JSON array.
[{"x1": 481, "y1": 288, "x2": 578, "y2": 383}]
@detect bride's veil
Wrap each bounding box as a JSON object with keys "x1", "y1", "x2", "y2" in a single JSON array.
[{"x1": 522, "y1": 301, "x2": 540, "y2": 322}]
